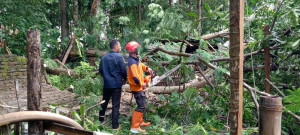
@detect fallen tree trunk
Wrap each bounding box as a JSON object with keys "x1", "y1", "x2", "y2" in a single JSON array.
[
  {"x1": 85, "y1": 49, "x2": 106, "y2": 57},
  {"x1": 201, "y1": 29, "x2": 229, "y2": 40},
  {"x1": 85, "y1": 49, "x2": 128, "y2": 59},
  {"x1": 45, "y1": 67, "x2": 80, "y2": 78},
  {"x1": 122, "y1": 78, "x2": 212, "y2": 94}
]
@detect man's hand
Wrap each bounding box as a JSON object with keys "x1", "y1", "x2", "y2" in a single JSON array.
[{"x1": 147, "y1": 68, "x2": 153, "y2": 76}]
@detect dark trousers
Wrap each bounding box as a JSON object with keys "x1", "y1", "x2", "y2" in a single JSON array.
[
  {"x1": 132, "y1": 91, "x2": 146, "y2": 112},
  {"x1": 99, "y1": 88, "x2": 121, "y2": 129}
]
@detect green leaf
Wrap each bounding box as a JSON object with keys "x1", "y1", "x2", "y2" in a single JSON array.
[
  {"x1": 214, "y1": 68, "x2": 228, "y2": 81},
  {"x1": 291, "y1": 39, "x2": 300, "y2": 50},
  {"x1": 196, "y1": 50, "x2": 213, "y2": 62},
  {"x1": 187, "y1": 12, "x2": 198, "y2": 18},
  {"x1": 72, "y1": 111, "x2": 82, "y2": 121},
  {"x1": 80, "y1": 104, "x2": 86, "y2": 117},
  {"x1": 183, "y1": 88, "x2": 198, "y2": 102},
  {"x1": 204, "y1": 3, "x2": 211, "y2": 12}
]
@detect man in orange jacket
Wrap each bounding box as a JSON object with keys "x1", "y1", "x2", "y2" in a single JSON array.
[{"x1": 126, "y1": 41, "x2": 152, "y2": 133}]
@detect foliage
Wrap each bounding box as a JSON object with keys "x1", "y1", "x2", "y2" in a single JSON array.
[
  {"x1": 2, "y1": 0, "x2": 300, "y2": 134},
  {"x1": 284, "y1": 88, "x2": 300, "y2": 113}
]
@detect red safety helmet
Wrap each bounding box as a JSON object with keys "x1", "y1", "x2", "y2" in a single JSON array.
[{"x1": 126, "y1": 41, "x2": 140, "y2": 53}]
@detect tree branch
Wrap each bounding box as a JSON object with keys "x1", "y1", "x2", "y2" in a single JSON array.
[
  {"x1": 270, "y1": 0, "x2": 286, "y2": 32},
  {"x1": 195, "y1": 64, "x2": 214, "y2": 88},
  {"x1": 265, "y1": 78, "x2": 285, "y2": 97},
  {"x1": 54, "y1": 59, "x2": 71, "y2": 76}
]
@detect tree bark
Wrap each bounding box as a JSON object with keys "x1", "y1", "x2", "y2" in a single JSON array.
[
  {"x1": 169, "y1": 0, "x2": 172, "y2": 7},
  {"x1": 73, "y1": 0, "x2": 78, "y2": 27},
  {"x1": 89, "y1": 0, "x2": 100, "y2": 34},
  {"x1": 264, "y1": 25, "x2": 271, "y2": 93},
  {"x1": 229, "y1": 0, "x2": 244, "y2": 134},
  {"x1": 26, "y1": 29, "x2": 44, "y2": 134},
  {"x1": 90, "y1": 0, "x2": 100, "y2": 17},
  {"x1": 59, "y1": 0, "x2": 69, "y2": 40}
]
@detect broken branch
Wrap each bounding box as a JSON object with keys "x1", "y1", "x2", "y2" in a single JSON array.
[
  {"x1": 265, "y1": 78, "x2": 285, "y2": 97},
  {"x1": 60, "y1": 35, "x2": 76, "y2": 68},
  {"x1": 54, "y1": 59, "x2": 71, "y2": 76}
]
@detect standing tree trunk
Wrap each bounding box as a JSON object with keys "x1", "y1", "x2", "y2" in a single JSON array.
[
  {"x1": 73, "y1": 0, "x2": 78, "y2": 27},
  {"x1": 26, "y1": 29, "x2": 44, "y2": 134},
  {"x1": 229, "y1": 0, "x2": 244, "y2": 135},
  {"x1": 169, "y1": 0, "x2": 172, "y2": 7},
  {"x1": 89, "y1": 0, "x2": 100, "y2": 34},
  {"x1": 138, "y1": 4, "x2": 141, "y2": 24},
  {"x1": 264, "y1": 25, "x2": 271, "y2": 93},
  {"x1": 179, "y1": 0, "x2": 183, "y2": 4},
  {"x1": 90, "y1": 0, "x2": 100, "y2": 17},
  {"x1": 59, "y1": 0, "x2": 69, "y2": 40},
  {"x1": 198, "y1": 0, "x2": 202, "y2": 37}
]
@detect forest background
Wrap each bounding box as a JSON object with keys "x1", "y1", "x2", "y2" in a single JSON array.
[{"x1": 0, "y1": 0, "x2": 299, "y2": 134}]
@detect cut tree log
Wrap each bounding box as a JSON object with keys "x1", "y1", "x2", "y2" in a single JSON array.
[
  {"x1": 45, "y1": 67, "x2": 80, "y2": 78},
  {"x1": 122, "y1": 78, "x2": 212, "y2": 94},
  {"x1": 85, "y1": 49, "x2": 106, "y2": 57},
  {"x1": 26, "y1": 29, "x2": 44, "y2": 134}
]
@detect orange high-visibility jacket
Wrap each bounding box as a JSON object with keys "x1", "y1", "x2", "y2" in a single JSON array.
[{"x1": 127, "y1": 55, "x2": 149, "y2": 91}]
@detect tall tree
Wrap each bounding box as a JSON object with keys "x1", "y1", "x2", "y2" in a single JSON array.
[
  {"x1": 27, "y1": 29, "x2": 43, "y2": 134},
  {"x1": 229, "y1": 0, "x2": 244, "y2": 134},
  {"x1": 89, "y1": 0, "x2": 101, "y2": 34},
  {"x1": 264, "y1": 25, "x2": 271, "y2": 93},
  {"x1": 169, "y1": 0, "x2": 172, "y2": 7},
  {"x1": 59, "y1": 0, "x2": 69, "y2": 40},
  {"x1": 179, "y1": 0, "x2": 183, "y2": 4},
  {"x1": 73, "y1": 0, "x2": 78, "y2": 27},
  {"x1": 90, "y1": 0, "x2": 100, "y2": 17}
]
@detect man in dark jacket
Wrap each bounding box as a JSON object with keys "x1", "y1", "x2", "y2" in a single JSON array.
[{"x1": 99, "y1": 39, "x2": 127, "y2": 129}]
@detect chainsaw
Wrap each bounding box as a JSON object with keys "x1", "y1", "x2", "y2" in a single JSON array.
[{"x1": 144, "y1": 64, "x2": 181, "y2": 89}]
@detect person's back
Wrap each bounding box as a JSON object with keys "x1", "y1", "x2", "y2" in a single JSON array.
[
  {"x1": 100, "y1": 52, "x2": 126, "y2": 88},
  {"x1": 99, "y1": 39, "x2": 126, "y2": 130}
]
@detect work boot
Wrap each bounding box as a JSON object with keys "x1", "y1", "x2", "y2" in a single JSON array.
[
  {"x1": 130, "y1": 110, "x2": 146, "y2": 133},
  {"x1": 140, "y1": 121, "x2": 151, "y2": 127},
  {"x1": 140, "y1": 111, "x2": 151, "y2": 127}
]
